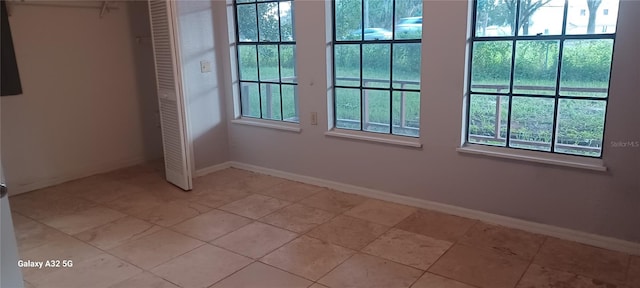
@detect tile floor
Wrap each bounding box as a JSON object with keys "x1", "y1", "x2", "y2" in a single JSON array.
[{"x1": 8, "y1": 162, "x2": 639, "y2": 288}]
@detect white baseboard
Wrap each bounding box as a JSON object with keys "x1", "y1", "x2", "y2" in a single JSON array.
[
  {"x1": 8, "y1": 157, "x2": 150, "y2": 196},
  {"x1": 228, "y1": 161, "x2": 640, "y2": 256},
  {"x1": 194, "y1": 161, "x2": 232, "y2": 177}
]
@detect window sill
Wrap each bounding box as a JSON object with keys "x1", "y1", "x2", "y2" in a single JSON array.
[
  {"x1": 231, "y1": 118, "x2": 301, "y2": 133},
  {"x1": 457, "y1": 143, "x2": 607, "y2": 172},
  {"x1": 325, "y1": 129, "x2": 422, "y2": 148}
]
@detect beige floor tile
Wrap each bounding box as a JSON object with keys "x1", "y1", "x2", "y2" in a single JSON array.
[
  {"x1": 30, "y1": 254, "x2": 141, "y2": 288},
  {"x1": 533, "y1": 237, "x2": 629, "y2": 285},
  {"x1": 74, "y1": 216, "x2": 162, "y2": 250},
  {"x1": 516, "y1": 264, "x2": 621, "y2": 288},
  {"x1": 395, "y1": 209, "x2": 476, "y2": 242},
  {"x1": 104, "y1": 192, "x2": 167, "y2": 215},
  {"x1": 459, "y1": 222, "x2": 545, "y2": 261},
  {"x1": 189, "y1": 187, "x2": 252, "y2": 208},
  {"x1": 151, "y1": 244, "x2": 252, "y2": 288},
  {"x1": 240, "y1": 172, "x2": 287, "y2": 192},
  {"x1": 192, "y1": 179, "x2": 254, "y2": 196},
  {"x1": 171, "y1": 209, "x2": 253, "y2": 241},
  {"x1": 411, "y1": 273, "x2": 476, "y2": 288},
  {"x1": 11, "y1": 185, "x2": 75, "y2": 202},
  {"x1": 363, "y1": 228, "x2": 452, "y2": 270},
  {"x1": 10, "y1": 195, "x2": 97, "y2": 221},
  {"x1": 213, "y1": 222, "x2": 298, "y2": 259},
  {"x1": 306, "y1": 215, "x2": 389, "y2": 250},
  {"x1": 193, "y1": 169, "x2": 245, "y2": 187},
  {"x1": 344, "y1": 199, "x2": 416, "y2": 226},
  {"x1": 428, "y1": 244, "x2": 529, "y2": 288},
  {"x1": 23, "y1": 281, "x2": 35, "y2": 288},
  {"x1": 258, "y1": 180, "x2": 324, "y2": 202},
  {"x1": 12, "y1": 213, "x2": 69, "y2": 252},
  {"x1": 109, "y1": 272, "x2": 179, "y2": 288},
  {"x1": 261, "y1": 235, "x2": 356, "y2": 281},
  {"x1": 20, "y1": 234, "x2": 103, "y2": 283},
  {"x1": 299, "y1": 189, "x2": 366, "y2": 214},
  {"x1": 101, "y1": 162, "x2": 162, "y2": 181},
  {"x1": 260, "y1": 203, "x2": 335, "y2": 233},
  {"x1": 219, "y1": 194, "x2": 290, "y2": 219},
  {"x1": 120, "y1": 170, "x2": 166, "y2": 187},
  {"x1": 108, "y1": 229, "x2": 203, "y2": 269},
  {"x1": 309, "y1": 284, "x2": 329, "y2": 288},
  {"x1": 129, "y1": 200, "x2": 211, "y2": 227},
  {"x1": 41, "y1": 206, "x2": 125, "y2": 235},
  {"x1": 198, "y1": 172, "x2": 283, "y2": 194},
  {"x1": 319, "y1": 253, "x2": 422, "y2": 288},
  {"x1": 138, "y1": 181, "x2": 194, "y2": 202},
  {"x1": 629, "y1": 256, "x2": 640, "y2": 288},
  {"x1": 73, "y1": 180, "x2": 145, "y2": 204},
  {"x1": 211, "y1": 262, "x2": 312, "y2": 288}
]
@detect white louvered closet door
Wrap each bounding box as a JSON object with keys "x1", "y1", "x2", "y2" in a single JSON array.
[{"x1": 148, "y1": 0, "x2": 192, "y2": 190}]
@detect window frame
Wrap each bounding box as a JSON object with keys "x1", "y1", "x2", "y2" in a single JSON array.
[
  {"x1": 331, "y1": 0, "x2": 423, "y2": 138},
  {"x1": 464, "y1": 0, "x2": 617, "y2": 159},
  {"x1": 233, "y1": 0, "x2": 299, "y2": 123}
]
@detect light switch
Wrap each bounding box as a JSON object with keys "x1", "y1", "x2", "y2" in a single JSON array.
[{"x1": 200, "y1": 60, "x2": 211, "y2": 73}]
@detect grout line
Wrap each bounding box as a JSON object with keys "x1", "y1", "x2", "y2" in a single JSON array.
[
  {"x1": 512, "y1": 236, "x2": 547, "y2": 288},
  {"x1": 625, "y1": 255, "x2": 633, "y2": 285},
  {"x1": 313, "y1": 252, "x2": 358, "y2": 285},
  {"x1": 420, "y1": 223, "x2": 479, "y2": 288},
  {"x1": 204, "y1": 259, "x2": 258, "y2": 288}
]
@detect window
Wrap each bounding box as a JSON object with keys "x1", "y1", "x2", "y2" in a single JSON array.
[
  {"x1": 332, "y1": 0, "x2": 423, "y2": 137},
  {"x1": 467, "y1": 0, "x2": 619, "y2": 157},
  {"x1": 234, "y1": 0, "x2": 298, "y2": 122},
  {"x1": 580, "y1": 9, "x2": 586, "y2": 16},
  {"x1": 603, "y1": 9, "x2": 609, "y2": 15}
]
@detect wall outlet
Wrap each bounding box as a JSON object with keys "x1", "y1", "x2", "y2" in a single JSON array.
[
  {"x1": 311, "y1": 112, "x2": 318, "y2": 125},
  {"x1": 200, "y1": 60, "x2": 211, "y2": 73}
]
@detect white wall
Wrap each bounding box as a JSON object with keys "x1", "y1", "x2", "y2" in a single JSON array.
[
  {"x1": 215, "y1": 0, "x2": 640, "y2": 242},
  {"x1": 1, "y1": 1, "x2": 163, "y2": 195},
  {"x1": 176, "y1": 0, "x2": 230, "y2": 172}
]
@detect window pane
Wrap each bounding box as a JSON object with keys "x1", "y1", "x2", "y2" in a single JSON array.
[
  {"x1": 474, "y1": 0, "x2": 516, "y2": 37},
  {"x1": 513, "y1": 40, "x2": 560, "y2": 95},
  {"x1": 392, "y1": 43, "x2": 421, "y2": 90},
  {"x1": 236, "y1": 0, "x2": 254, "y2": 3},
  {"x1": 280, "y1": 1, "x2": 295, "y2": 41},
  {"x1": 240, "y1": 82, "x2": 260, "y2": 118},
  {"x1": 560, "y1": 39, "x2": 613, "y2": 98},
  {"x1": 468, "y1": 94, "x2": 509, "y2": 146},
  {"x1": 335, "y1": 0, "x2": 362, "y2": 41},
  {"x1": 509, "y1": 96, "x2": 554, "y2": 151},
  {"x1": 363, "y1": 44, "x2": 390, "y2": 88},
  {"x1": 237, "y1": 4, "x2": 257, "y2": 42},
  {"x1": 282, "y1": 84, "x2": 298, "y2": 122},
  {"x1": 392, "y1": 91, "x2": 420, "y2": 137},
  {"x1": 258, "y1": 2, "x2": 280, "y2": 42},
  {"x1": 363, "y1": 90, "x2": 390, "y2": 134},
  {"x1": 335, "y1": 88, "x2": 361, "y2": 130},
  {"x1": 238, "y1": 45, "x2": 258, "y2": 81},
  {"x1": 394, "y1": 0, "x2": 422, "y2": 40},
  {"x1": 518, "y1": 0, "x2": 565, "y2": 36},
  {"x1": 471, "y1": 41, "x2": 513, "y2": 93},
  {"x1": 260, "y1": 83, "x2": 281, "y2": 120},
  {"x1": 280, "y1": 45, "x2": 296, "y2": 83},
  {"x1": 258, "y1": 45, "x2": 279, "y2": 81},
  {"x1": 566, "y1": 0, "x2": 619, "y2": 35},
  {"x1": 335, "y1": 44, "x2": 360, "y2": 87},
  {"x1": 362, "y1": 0, "x2": 393, "y2": 41},
  {"x1": 555, "y1": 99, "x2": 605, "y2": 156}
]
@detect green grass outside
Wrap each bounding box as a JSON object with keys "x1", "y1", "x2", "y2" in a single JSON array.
[{"x1": 238, "y1": 64, "x2": 606, "y2": 156}]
